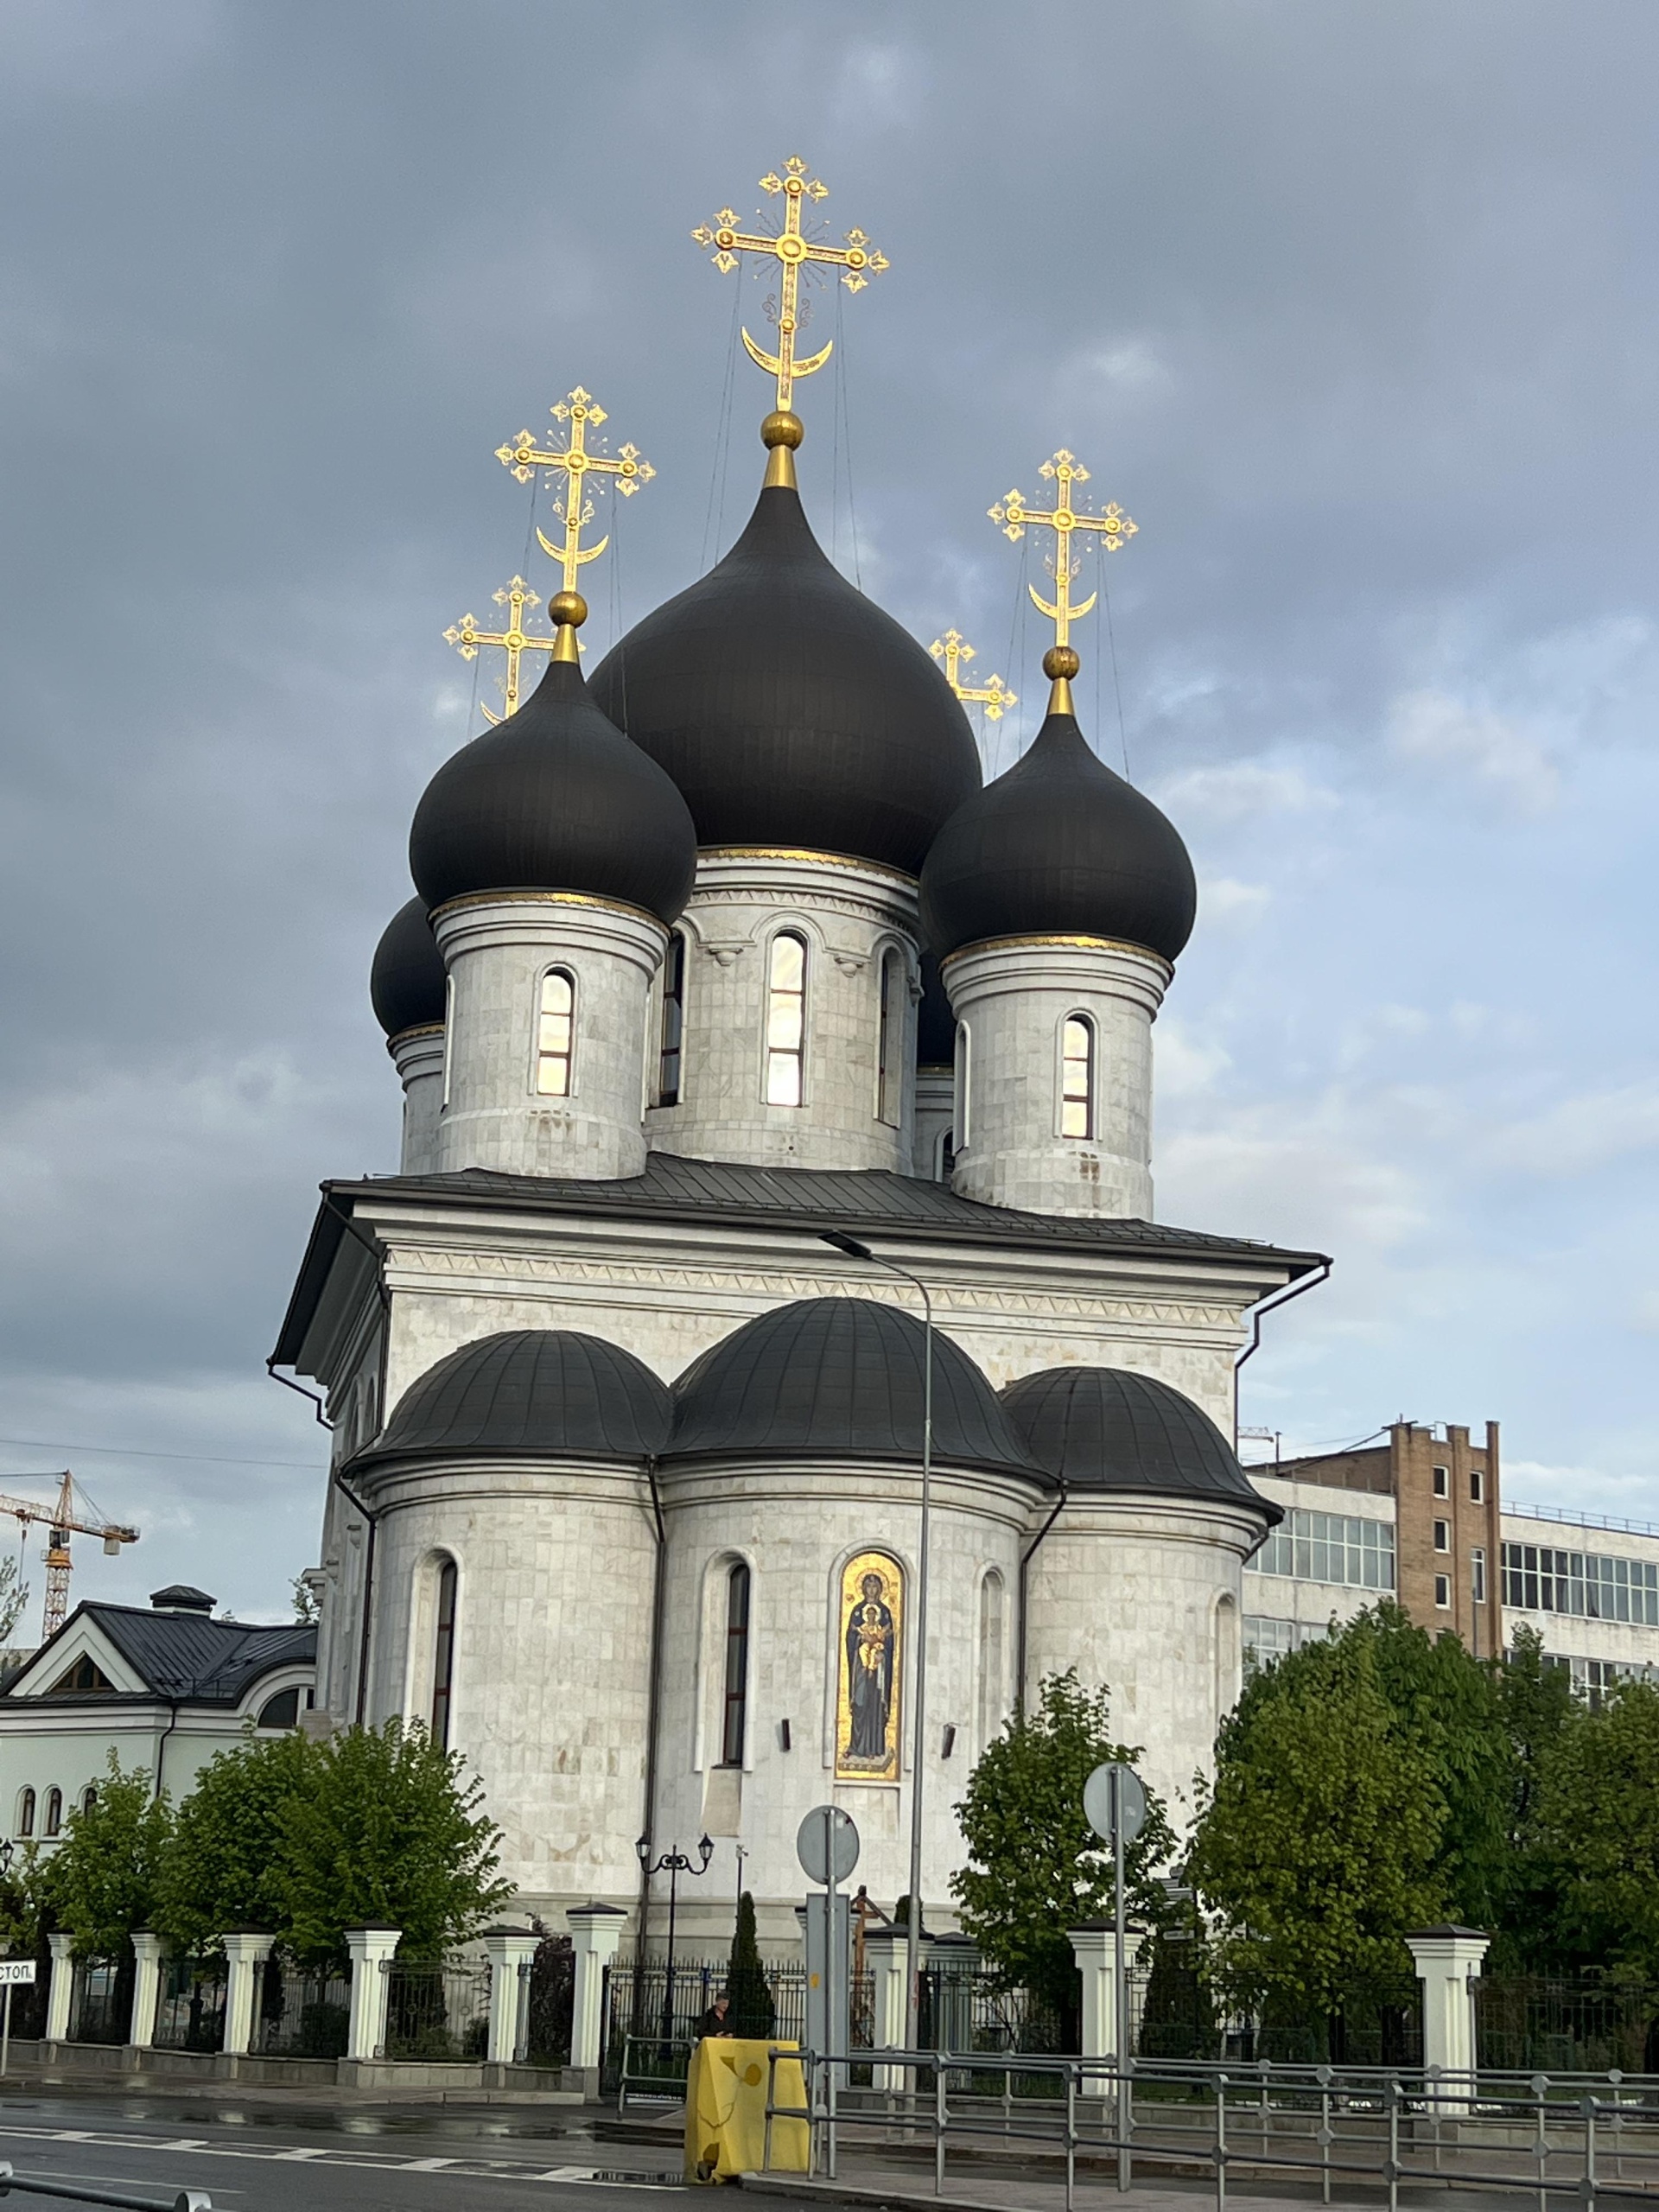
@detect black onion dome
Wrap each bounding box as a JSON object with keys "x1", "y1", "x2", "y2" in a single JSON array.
[
  {"x1": 915, "y1": 952, "x2": 955, "y2": 1067},
  {"x1": 588, "y1": 485, "x2": 982, "y2": 875},
  {"x1": 669, "y1": 1298, "x2": 1042, "y2": 1479},
  {"x1": 409, "y1": 658, "x2": 696, "y2": 923},
  {"x1": 1000, "y1": 1366, "x2": 1280, "y2": 1519},
  {"x1": 920, "y1": 709, "x2": 1197, "y2": 962},
  {"x1": 368, "y1": 1330, "x2": 671, "y2": 1461},
  {"x1": 371, "y1": 896, "x2": 445, "y2": 1038}
]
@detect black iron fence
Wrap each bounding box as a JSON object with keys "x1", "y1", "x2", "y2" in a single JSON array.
[
  {"x1": 67, "y1": 1958, "x2": 128, "y2": 2046},
  {"x1": 152, "y1": 1956, "x2": 226, "y2": 2053},
  {"x1": 1476, "y1": 1974, "x2": 1659, "y2": 2075},
  {"x1": 383, "y1": 1957, "x2": 491, "y2": 2061},
  {"x1": 253, "y1": 1958, "x2": 350, "y2": 2059}
]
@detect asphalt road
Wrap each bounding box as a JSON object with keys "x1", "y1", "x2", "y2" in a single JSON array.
[{"x1": 0, "y1": 2093, "x2": 718, "y2": 2212}]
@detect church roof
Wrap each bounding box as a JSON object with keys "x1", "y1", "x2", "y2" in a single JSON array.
[
  {"x1": 370, "y1": 895, "x2": 445, "y2": 1039},
  {"x1": 3, "y1": 1603, "x2": 315, "y2": 1707},
  {"x1": 669, "y1": 1297, "x2": 1043, "y2": 1478},
  {"x1": 1000, "y1": 1365, "x2": 1281, "y2": 1520},
  {"x1": 363, "y1": 1329, "x2": 672, "y2": 1464}
]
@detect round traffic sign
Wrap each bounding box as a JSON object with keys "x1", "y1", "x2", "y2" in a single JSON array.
[
  {"x1": 797, "y1": 1804, "x2": 861, "y2": 1885},
  {"x1": 1084, "y1": 1761, "x2": 1147, "y2": 1847}
]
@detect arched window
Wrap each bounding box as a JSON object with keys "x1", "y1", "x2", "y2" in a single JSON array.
[
  {"x1": 765, "y1": 932, "x2": 807, "y2": 1107},
  {"x1": 657, "y1": 931, "x2": 686, "y2": 1106},
  {"x1": 79, "y1": 1785, "x2": 98, "y2": 1815},
  {"x1": 16, "y1": 1789, "x2": 35, "y2": 1839},
  {"x1": 976, "y1": 1571, "x2": 1006, "y2": 1751},
  {"x1": 43, "y1": 1788, "x2": 62, "y2": 1839},
  {"x1": 719, "y1": 1561, "x2": 752, "y2": 1767},
  {"x1": 430, "y1": 1558, "x2": 458, "y2": 1749},
  {"x1": 875, "y1": 948, "x2": 904, "y2": 1127},
  {"x1": 953, "y1": 1022, "x2": 971, "y2": 1149},
  {"x1": 441, "y1": 973, "x2": 454, "y2": 1108},
  {"x1": 1060, "y1": 1014, "x2": 1095, "y2": 1140},
  {"x1": 536, "y1": 970, "x2": 575, "y2": 1096},
  {"x1": 257, "y1": 1686, "x2": 302, "y2": 1730}
]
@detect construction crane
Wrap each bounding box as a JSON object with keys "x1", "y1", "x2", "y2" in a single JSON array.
[{"x1": 0, "y1": 1473, "x2": 139, "y2": 1638}]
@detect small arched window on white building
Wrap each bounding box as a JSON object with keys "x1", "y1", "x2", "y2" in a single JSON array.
[
  {"x1": 430, "y1": 1558, "x2": 458, "y2": 1749},
  {"x1": 43, "y1": 1788, "x2": 62, "y2": 1840},
  {"x1": 657, "y1": 931, "x2": 686, "y2": 1106},
  {"x1": 976, "y1": 1570, "x2": 1006, "y2": 1752},
  {"x1": 719, "y1": 1561, "x2": 752, "y2": 1767},
  {"x1": 875, "y1": 948, "x2": 904, "y2": 1127},
  {"x1": 80, "y1": 1785, "x2": 98, "y2": 1815},
  {"x1": 1060, "y1": 1014, "x2": 1096, "y2": 1140},
  {"x1": 536, "y1": 970, "x2": 575, "y2": 1096},
  {"x1": 953, "y1": 1022, "x2": 971, "y2": 1149},
  {"x1": 16, "y1": 1788, "x2": 35, "y2": 1839},
  {"x1": 765, "y1": 932, "x2": 808, "y2": 1106}
]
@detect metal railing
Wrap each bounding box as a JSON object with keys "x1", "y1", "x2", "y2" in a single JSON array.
[
  {"x1": 616, "y1": 2032, "x2": 696, "y2": 2116},
  {"x1": 0, "y1": 2160, "x2": 212, "y2": 2212},
  {"x1": 761, "y1": 2045, "x2": 1659, "y2": 2209}
]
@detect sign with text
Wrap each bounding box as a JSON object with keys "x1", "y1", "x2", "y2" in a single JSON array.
[{"x1": 0, "y1": 1961, "x2": 36, "y2": 1985}]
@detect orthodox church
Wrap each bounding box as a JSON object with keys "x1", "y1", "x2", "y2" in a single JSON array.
[{"x1": 272, "y1": 162, "x2": 1322, "y2": 1947}]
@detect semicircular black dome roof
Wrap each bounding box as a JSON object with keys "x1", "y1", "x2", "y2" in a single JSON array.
[
  {"x1": 920, "y1": 709, "x2": 1197, "y2": 962},
  {"x1": 588, "y1": 484, "x2": 982, "y2": 876},
  {"x1": 1000, "y1": 1366, "x2": 1278, "y2": 1518},
  {"x1": 409, "y1": 659, "x2": 696, "y2": 922},
  {"x1": 371, "y1": 896, "x2": 446, "y2": 1039},
  {"x1": 669, "y1": 1298, "x2": 1041, "y2": 1478},
  {"x1": 372, "y1": 1330, "x2": 671, "y2": 1460}
]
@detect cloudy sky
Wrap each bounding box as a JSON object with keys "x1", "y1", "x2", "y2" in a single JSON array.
[{"x1": 2, "y1": 0, "x2": 1656, "y2": 1631}]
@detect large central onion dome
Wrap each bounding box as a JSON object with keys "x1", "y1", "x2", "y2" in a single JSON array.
[
  {"x1": 409, "y1": 649, "x2": 696, "y2": 922},
  {"x1": 920, "y1": 679, "x2": 1197, "y2": 962},
  {"x1": 588, "y1": 429, "x2": 982, "y2": 876}
]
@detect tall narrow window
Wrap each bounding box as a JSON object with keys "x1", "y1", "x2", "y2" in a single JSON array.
[
  {"x1": 976, "y1": 1571, "x2": 1005, "y2": 1752},
  {"x1": 954, "y1": 1022, "x2": 971, "y2": 1149},
  {"x1": 16, "y1": 1789, "x2": 34, "y2": 1839},
  {"x1": 536, "y1": 970, "x2": 575, "y2": 1096},
  {"x1": 1471, "y1": 1548, "x2": 1487, "y2": 1605},
  {"x1": 1060, "y1": 1014, "x2": 1095, "y2": 1140},
  {"x1": 658, "y1": 931, "x2": 686, "y2": 1106},
  {"x1": 430, "y1": 1558, "x2": 458, "y2": 1749},
  {"x1": 765, "y1": 932, "x2": 807, "y2": 1106},
  {"x1": 720, "y1": 1561, "x2": 752, "y2": 1767},
  {"x1": 43, "y1": 1788, "x2": 62, "y2": 1839},
  {"x1": 441, "y1": 974, "x2": 454, "y2": 1108},
  {"x1": 875, "y1": 949, "x2": 904, "y2": 1126}
]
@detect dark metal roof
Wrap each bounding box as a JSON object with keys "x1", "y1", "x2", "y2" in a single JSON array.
[
  {"x1": 409, "y1": 658, "x2": 696, "y2": 923},
  {"x1": 670, "y1": 1297, "x2": 1043, "y2": 1479},
  {"x1": 371, "y1": 895, "x2": 445, "y2": 1039},
  {"x1": 273, "y1": 1154, "x2": 1324, "y2": 1370},
  {"x1": 362, "y1": 1329, "x2": 671, "y2": 1465},
  {"x1": 8, "y1": 1604, "x2": 316, "y2": 1706},
  {"x1": 920, "y1": 709, "x2": 1197, "y2": 963},
  {"x1": 1001, "y1": 1366, "x2": 1281, "y2": 1521},
  {"x1": 588, "y1": 481, "x2": 982, "y2": 876}
]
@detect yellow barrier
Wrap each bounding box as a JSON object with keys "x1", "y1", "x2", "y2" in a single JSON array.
[{"x1": 684, "y1": 2035, "x2": 810, "y2": 2183}]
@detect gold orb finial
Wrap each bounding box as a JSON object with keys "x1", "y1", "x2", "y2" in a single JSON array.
[
  {"x1": 550, "y1": 589, "x2": 588, "y2": 628},
  {"x1": 1043, "y1": 645, "x2": 1080, "y2": 681},
  {"x1": 762, "y1": 410, "x2": 804, "y2": 450}
]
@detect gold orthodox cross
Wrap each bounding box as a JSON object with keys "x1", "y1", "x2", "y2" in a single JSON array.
[
  {"x1": 693, "y1": 156, "x2": 888, "y2": 413},
  {"x1": 930, "y1": 629, "x2": 1017, "y2": 722},
  {"x1": 495, "y1": 387, "x2": 654, "y2": 594},
  {"x1": 989, "y1": 451, "x2": 1137, "y2": 658},
  {"x1": 444, "y1": 576, "x2": 556, "y2": 724}
]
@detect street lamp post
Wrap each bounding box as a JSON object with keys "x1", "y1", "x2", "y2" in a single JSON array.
[
  {"x1": 636, "y1": 1832, "x2": 714, "y2": 2051},
  {"x1": 819, "y1": 1230, "x2": 933, "y2": 2066}
]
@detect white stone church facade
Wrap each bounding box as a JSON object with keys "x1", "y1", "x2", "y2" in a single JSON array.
[{"x1": 273, "y1": 414, "x2": 1320, "y2": 1948}]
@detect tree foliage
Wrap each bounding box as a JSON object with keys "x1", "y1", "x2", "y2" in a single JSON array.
[
  {"x1": 1188, "y1": 1632, "x2": 1446, "y2": 2012},
  {"x1": 726, "y1": 1890, "x2": 774, "y2": 2037},
  {"x1": 951, "y1": 1671, "x2": 1174, "y2": 2019},
  {"x1": 0, "y1": 1555, "x2": 30, "y2": 1648},
  {"x1": 49, "y1": 1753, "x2": 175, "y2": 1956},
  {"x1": 1534, "y1": 1679, "x2": 1659, "y2": 1977},
  {"x1": 157, "y1": 1727, "x2": 314, "y2": 1951}
]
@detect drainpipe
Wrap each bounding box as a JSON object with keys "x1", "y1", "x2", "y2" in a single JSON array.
[
  {"x1": 632, "y1": 1455, "x2": 668, "y2": 2027},
  {"x1": 1016, "y1": 1480, "x2": 1068, "y2": 1713},
  {"x1": 153, "y1": 1698, "x2": 181, "y2": 1799},
  {"x1": 1232, "y1": 1261, "x2": 1332, "y2": 1432}
]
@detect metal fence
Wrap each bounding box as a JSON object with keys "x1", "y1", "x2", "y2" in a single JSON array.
[
  {"x1": 382, "y1": 1956, "x2": 491, "y2": 2061},
  {"x1": 152, "y1": 1956, "x2": 226, "y2": 2053},
  {"x1": 1477, "y1": 1974, "x2": 1659, "y2": 2075},
  {"x1": 603, "y1": 1957, "x2": 812, "y2": 2093},
  {"x1": 68, "y1": 1958, "x2": 128, "y2": 2045},
  {"x1": 252, "y1": 1958, "x2": 351, "y2": 2059}
]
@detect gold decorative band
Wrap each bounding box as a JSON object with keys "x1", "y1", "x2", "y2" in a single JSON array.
[
  {"x1": 387, "y1": 1021, "x2": 444, "y2": 1046},
  {"x1": 696, "y1": 845, "x2": 919, "y2": 889},
  {"x1": 941, "y1": 931, "x2": 1172, "y2": 971},
  {"x1": 429, "y1": 887, "x2": 665, "y2": 928}
]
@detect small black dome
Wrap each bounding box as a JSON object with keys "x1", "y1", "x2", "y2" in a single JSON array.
[
  {"x1": 669, "y1": 1298, "x2": 1041, "y2": 1478},
  {"x1": 1000, "y1": 1366, "x2": 1278, "y2": 1518},
  {"x1": 372, "y1": 1330, "x2": 671, "y2": 1460},
  {"x1": 409, "y1": 659, "x2": 696, "y2": 922},
  {"x1": 915, "y1": 952, "x2": 956, "y2": 1067},
  {"x1": 920, "y1": 709, "x2": 1197, "y2": 962},
  {"x1": 588, "y1": 485, "x2": 982, "y2": 876},
  {"x1": 371, "y1": 896, "x2": 445, "y2": 1038}
]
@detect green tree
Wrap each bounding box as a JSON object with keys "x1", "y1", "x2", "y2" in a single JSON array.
[
  {"x1": 725, "y1": 1891, "x2": 774, "y2": 2037},
  {"x1": 1534, "y1": 1679, "x2": 1659, "y2": 1976},
  {"x1": 0, "y1": 1843, "x2": 55, "y2": 1956},
  {"x1": 1491, "y1": 1624, "x2": 1577, "y2": 1967},
  {"x1": 0, "y1": 1555, "x2": 30, "y2": 1648},
  {"x1": 156, "y1": 1727, "x2": 315, "y2": 1952},
  {"x1": 1187, "y1": 1633, "x2": 1446, "y2": 2017},
  {"x1": 951, "y1": 1671, "x2": 1174, "y2": 2027},
  {"x1": 276, "y1": 1719, "x2": 511, "y2": 1965},
  {"x1": 49, "y1": 1753, "x2": 175, "y2": 1956}
]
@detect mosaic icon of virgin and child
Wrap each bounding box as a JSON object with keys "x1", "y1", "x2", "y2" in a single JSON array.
[{"x1": 837, "y1": 1555, "x2": 901, "y2": 1779}]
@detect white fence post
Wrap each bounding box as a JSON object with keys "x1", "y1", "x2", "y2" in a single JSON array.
[
  {"x1": 343, "y1": 1926, "x2": 401, "y2": 2062},
  {"x1": 566, "y1": 1904, "x2": 626, "y2": 2078},
  {"x1": 219, "y1": 1931, "x2": 276, "y2": 2058},
  {"x1": 1405, "y1": 1925, "x2": 1489, "y2": 2116},
  {"x1": 128, "y1": 1931, "x2": 168, "y2": 2050},
  {"x1": 1068, "y1": 1922, "x2": 1146, "y2": 2067},
  {"x1": 481, "y1": 1928, "x2": 541, "y2": 2066},
  {"x1": 864, "y1": 1925, "x2": 909, "y2": 2092},
  {"x1": 44, "y1": 1932, "x2": 74, "y2": 2044}
]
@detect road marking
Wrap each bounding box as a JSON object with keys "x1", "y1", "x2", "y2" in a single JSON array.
[
  {"x1": 0, "y1": 2127, "x2": 685, "y2": 2189},
  {"x1": 401, "y1": 2158, "x2": 457, "y2": 2171}
]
